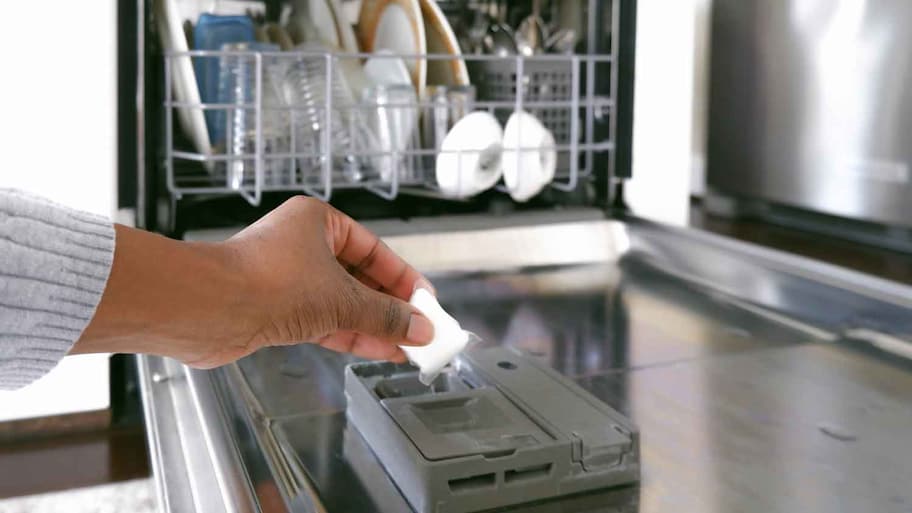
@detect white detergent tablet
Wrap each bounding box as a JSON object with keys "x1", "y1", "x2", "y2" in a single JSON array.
[{"x1": 400, "y1": 288, "x2": 471, "y2": 385}]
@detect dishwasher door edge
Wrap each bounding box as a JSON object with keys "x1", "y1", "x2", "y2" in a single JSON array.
[{"x1": 139, "y1": 355, "x2": 259, "y2": 513}]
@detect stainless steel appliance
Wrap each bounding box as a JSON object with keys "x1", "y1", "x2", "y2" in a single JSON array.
[
  {"x1": 122, "y1": 1, "x2": 912, "y2": 512},
  {"x1": 707, "y1": 0, "x2": 912, "y2": 249}
]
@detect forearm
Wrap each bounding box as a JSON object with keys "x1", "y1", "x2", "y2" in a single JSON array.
[
  {"x1": 3, "y1": 194, "x2": 431, "y2": 388},
  {"x1": 72, "y1": 225, "x2": 258, "y2": 367}
]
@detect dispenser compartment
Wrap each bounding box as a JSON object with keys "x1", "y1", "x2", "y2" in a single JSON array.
[{"x1": 344, "y1": 347, "x2": 639, "y2": 513}]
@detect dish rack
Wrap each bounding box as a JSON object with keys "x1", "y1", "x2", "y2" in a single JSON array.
[{"x1": 164, "y1": 50, "x2": 616, "y2": 206}]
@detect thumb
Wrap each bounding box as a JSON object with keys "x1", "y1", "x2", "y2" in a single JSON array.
[{"x1": 342, "y1": 284, "x2": 435, "y2": 345}]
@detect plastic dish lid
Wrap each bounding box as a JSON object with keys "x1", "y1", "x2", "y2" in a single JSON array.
[{"x1": 400, "y1": 288, "x2": 478, "y2": 385}]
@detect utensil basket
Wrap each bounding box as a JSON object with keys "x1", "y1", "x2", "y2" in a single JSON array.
[
  {"x1": 469, "y1": 58, "x2": 584, "y2": 177},
  {"x1": 469, "y1": 59, "x2": 576, "y2": 146}
]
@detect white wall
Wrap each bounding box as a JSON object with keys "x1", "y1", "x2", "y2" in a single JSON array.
[
  {"x1": 0, "y1": 1, "x2": 117, "y2": 421},
  {"x1": 625, "y1": 0, "x2": 710, "y2": 226},
  {"x1": 690, "y1": 0, "x2": 713, "y2": 198},
  {"x1": 0, "y1": 4, "x2": 118, "y2": 216}
]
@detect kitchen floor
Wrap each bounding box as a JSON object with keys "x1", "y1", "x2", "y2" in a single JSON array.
[
  {"x1": 0, "y1": 424, "x2": 149, "y2": 510},
  {"x1": 0, "y1": 205, "x2": 908, "y2": 512},
  {"x1": 0, "y1": 478, "x2": 156, "y2": 513}
]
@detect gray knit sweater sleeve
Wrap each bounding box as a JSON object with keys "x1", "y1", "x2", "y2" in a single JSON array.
[{"x1": 0, "y1": 189, "x2": 115, "y2": 390}]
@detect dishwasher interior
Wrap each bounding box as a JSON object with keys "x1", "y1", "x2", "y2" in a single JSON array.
[
  {"x1": 135, "y1": 0, "x2": 634, "y2": 236},
  {"x1": 129, "y1": 1, "x2": 912, "y2": 512}
]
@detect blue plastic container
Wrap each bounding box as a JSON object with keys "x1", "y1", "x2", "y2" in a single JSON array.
[{"x1": 193, "y1": 13, "x2": 255, "y2": 144}]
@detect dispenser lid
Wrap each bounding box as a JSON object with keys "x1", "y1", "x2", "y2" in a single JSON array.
[
  {"x1": 382, "y1": 387, "x2": 552, "y2": 461},
  {"x1": 462, "y1": 347, "x2": 634, "y2": 471}
]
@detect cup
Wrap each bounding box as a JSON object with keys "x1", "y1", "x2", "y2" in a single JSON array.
[
  {"x1": 502, "y1": 110, "x2": 557, "y2": 202},
  {"x1": 362, "y1": 84, "x2": 419, "y2": 183},
  {"x1": 420, "y1": 85, "x2": 476, "y2": 153},
  {"x1": 435, "y1": 111, "x2": 504, "y2": 198},
  {"x1": 282, "y1": 43, "x2": 376, "y2": 185},
  {"x1": 217, "y1": 42, "x2": 292, "y2": 190}
]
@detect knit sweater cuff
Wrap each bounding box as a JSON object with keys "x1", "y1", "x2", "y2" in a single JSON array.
[{"x1": 0, "y1": 189, "x2": 115, "y2": 390}]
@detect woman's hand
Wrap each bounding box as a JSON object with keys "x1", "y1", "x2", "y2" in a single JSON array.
[
  {"x1": 73, "y1": 197, "x2": 434, "y2": 367},
  {"x1": 226, "y1": 196, "x2": 436, "y2": 364}
]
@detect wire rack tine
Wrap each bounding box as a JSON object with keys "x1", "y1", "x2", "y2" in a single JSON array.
[
  {"x1": 552, "y1": 56, "x2": 581, "y2": 192},
  {"x1": 252, "y1": 52, "x2": 265, "y2": 206},
  {"x1": 321, "y1": 53, "x2": 334, "y2": 201},
  {"x1": 165, "y1": 54, "x2": 177, "y2": 200}
]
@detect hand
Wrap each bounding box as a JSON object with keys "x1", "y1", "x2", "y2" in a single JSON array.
[
  {"x1": 73, "y1": 197, "x2": 435, "y2": 368},
  {"x1": 226, "y1": 196, "x2": 435, "y2": 365}
]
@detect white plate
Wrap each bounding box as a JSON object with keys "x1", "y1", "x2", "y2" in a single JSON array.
[
  {"x1": 363, "y1": 49, "x2": 412, "y2": 87},
  {"x1": 336, "y1": 53, "x2": 372, "y2": 100},
  {"x1": 288, "y1": 0, "x2": 359, "y2": 51},
  {"x1": 154, "y1": 0, "x2": 213, "y2": 170},
  {"x1": 330, "y1": 0, "x2": 360, "y2": 52},
  {"x1": 436, "y1": 111, "x2": 504, "y2": 198},
  {"x1": 419, "y1": 0, "x2": 469, "y2": 87},
  {"x1": 503, "y1": 110, "x2": 557, "y2": 202},
  {"x1": 358, "y1": 0, "x2": 427, "y2": 97}
]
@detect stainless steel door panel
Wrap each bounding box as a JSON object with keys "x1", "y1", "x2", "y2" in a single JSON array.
[
  {"x1": 140, "y1": 220, "x2": 912, "y2": 512},
  {"x1": 577, "y1": 343, "x2": 912, "y2": 513},
  {"x1": 708, "y1": 0, "x2": 912, "y2": 227}
]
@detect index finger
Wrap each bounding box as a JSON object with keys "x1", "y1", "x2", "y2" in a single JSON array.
[{"x1": 326, "y1": 208, "x2": 427, "y2": 301}]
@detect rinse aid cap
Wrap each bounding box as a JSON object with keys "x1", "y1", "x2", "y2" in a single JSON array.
[{"x1": 400, "y1": 288, "x2": 477, "y2": 385}]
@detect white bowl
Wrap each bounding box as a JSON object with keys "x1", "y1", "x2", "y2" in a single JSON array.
[
  {"x1": 503, "y1": 110, "x2": 557, "y2": 202},
  {"x1": 435, "y1": 111, "x2": 504, "y2": 198}
]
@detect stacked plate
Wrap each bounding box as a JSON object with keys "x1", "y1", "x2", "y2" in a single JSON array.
[{"x1": 357, "y1": 1, "x2": 556, "y2": 201}]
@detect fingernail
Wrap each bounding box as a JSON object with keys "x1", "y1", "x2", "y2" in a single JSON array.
[
  {"x1": 406, "y1": 313, "x2": 434, "y2": 345},
  {"x1": 413, "y1": 277, "x2": 436, "y2": 296}
]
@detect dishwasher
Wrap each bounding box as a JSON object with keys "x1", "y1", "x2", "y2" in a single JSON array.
[{"x1": 124, "y1": 1, "x2": 912, "y2": 512}]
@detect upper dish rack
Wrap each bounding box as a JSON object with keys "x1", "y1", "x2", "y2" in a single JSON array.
[{"x1": 164, "y1": 50, "x2": 616, "y2": 206}]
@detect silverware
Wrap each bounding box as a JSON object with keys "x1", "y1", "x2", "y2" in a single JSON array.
[
  {"x1": 218, "y1": 42, "x2": 292, "y2": 190},
  {"x1": 265, "y1": 23, "x2": 295, "y2": 50},
  {"x1": 545, "y1": 27, "x2": 578, "y2": 54},
  {"x1": 515, "y1": 0, "x2": 547, "y2": 56},
  {"x1": 482, "y1": 0, "x2": 517, "y2": 56},
  {"x1": 463, "y1": 7, "x2": 490, "y2": 54},
  {"x1": 556, "y1": 0, "x2": 585, "y2": 35},
  {"x1": 549, "y1": 0, "x2": 584, "y2": 54}
]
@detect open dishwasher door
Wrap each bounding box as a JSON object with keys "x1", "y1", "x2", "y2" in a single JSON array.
[
  {"x1": 140, "y1": 218, "x2": 912, "y2": 513},
  {"x1": 131, "y1": 0, "x2": 912, "y2": 508}
]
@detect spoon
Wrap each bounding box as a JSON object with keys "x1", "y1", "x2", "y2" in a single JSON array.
[
  {"x1": 483, "y1": 0, "x2": 517, "y2": 56},
  {"x1": 516, "y1": 0, "x2": 547, "y2": 56},
  {"x1": 463, "y1": 6, "x2": 490, "y2": 54},
  {"x1": 545, "y1": 27, "x2": 578, "y2": 54}
]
